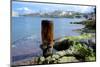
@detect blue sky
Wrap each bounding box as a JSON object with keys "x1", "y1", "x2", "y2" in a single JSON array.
[{"x1": 12, "y1": 1, "x2": 95, "y2": 15}]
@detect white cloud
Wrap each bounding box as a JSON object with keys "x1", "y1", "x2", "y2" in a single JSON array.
[
  {"x1": 17, "y1": 7, "x2": 33, "y2": 14},
  {"x1": 13, "y1": 1, "x2": 94, "y2": 13},
  {"x1": 18, "y1": 7, "x2": 30, "y2": 11}
]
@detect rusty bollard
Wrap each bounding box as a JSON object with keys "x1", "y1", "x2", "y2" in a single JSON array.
[{"x1": 40, "y1": 20, "x2": 54, "y2": 57}]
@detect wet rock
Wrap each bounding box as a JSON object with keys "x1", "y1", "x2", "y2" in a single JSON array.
[
  {"x1": 54, "y1": 39, "x2": 73, "y2": 51},
  {"x1": 40, "y1": 57, "x2": 45, "y2": 62},
  {"x1": 38, "y1": 57, "x2": 45, "y2": 64},
  {"x1": 52, "y1": 54, "x2": 60, "y2": 59},
  {"x1": 56, "y1": 50, "x2": 66, "y2": 56},
  {"x1": 45, "y1": 56, "x2": 51, "y2": 61}
]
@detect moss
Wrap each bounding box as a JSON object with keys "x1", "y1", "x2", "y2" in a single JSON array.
[
  {"x1": 58, "y1": 56, "x2": 78, "y2": 63},
  {"x1": 85, "y1": 56, "x2": 96, "y2": 61},
  {"x1": 64, "y1": 33, "x2": 93, "y2": 41}
]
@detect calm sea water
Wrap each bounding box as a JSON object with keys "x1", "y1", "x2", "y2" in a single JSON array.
[{"x1": 11, "y1": 16, "x2": 85, "y2": 62}]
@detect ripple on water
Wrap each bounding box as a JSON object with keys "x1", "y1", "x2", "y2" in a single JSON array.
[{"x1": 11, "y1": 35, "x2": 42, "y2": 62}]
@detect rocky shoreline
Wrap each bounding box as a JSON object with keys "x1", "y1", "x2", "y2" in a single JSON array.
[{"x1": 12, "y1": 33, "x2": 96, "y2": 66}]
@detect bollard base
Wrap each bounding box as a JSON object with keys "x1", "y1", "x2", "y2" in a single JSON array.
[{"x1": 40, "y1": 44, "x2": 53, "y2": 57}]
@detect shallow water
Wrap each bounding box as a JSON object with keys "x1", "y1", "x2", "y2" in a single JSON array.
[{"x1": 11, "y1": 16, "x2": 85, "y2": 62}]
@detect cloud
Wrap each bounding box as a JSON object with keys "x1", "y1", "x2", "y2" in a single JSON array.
[
  {"x1": 18, "y1": 7, "x2": 29, "y2": 11},
  {"x1": 17, "y1": 7, "x2": 33, "y2": 14},
  {"x1": 13, "y1": 1, "x2": 95, "y2": 14}
]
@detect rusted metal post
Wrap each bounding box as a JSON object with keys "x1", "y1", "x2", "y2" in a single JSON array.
[{"x1": 40, "y1": 20, "x2": 54, "y2": 57}]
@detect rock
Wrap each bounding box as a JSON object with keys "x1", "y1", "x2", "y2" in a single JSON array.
[
  {"x1": 37, "y1": 36, "x2": 95, "y2": 64},
  {"x1": 54, "y1": 39, "x2": 73, "y2": 51},
  {"x1": 45, "y1": 56, "x2": 51, "y2": 61},
  {"x1": 65, "y1": 47, "x2": 75, "y2": 55},
  {"x1": 79, "y1": 38, "x2": 95, "y2": 46},
  {"x1": 38, "y1": 57, "x2": 45, "y2": 64},
  {"x1": 85, "y1": 56, "x2": 96, "y2": 61},
  {"x1": 79, "y1": 39, "x2": 90, "y2": 45},
  {"x1": 45, "y1": 56, "x2": 56, "y2": 64},
  {"x1": 79, "y1": 38, "x2": 96, "y2": 52},
  {"x1": 40, "y1": 57, "x2": 45, "y2": 62},
  {"x1": 56, "y1": 50, "x2": 66, "y2": 56},
  {"x1": 58, "y1": 56, "x2": 79, "y2": 63},
  {"x1": 52, "y1": 54, "x2": 60, "y2": 59},
  {"x1": 51, "y1": 57, "x2": 56, "y2": 61}
]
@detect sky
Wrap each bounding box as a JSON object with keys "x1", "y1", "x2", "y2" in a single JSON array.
[{"x1": 12, "y1": 1, "x2": 95, "y2": 15}]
